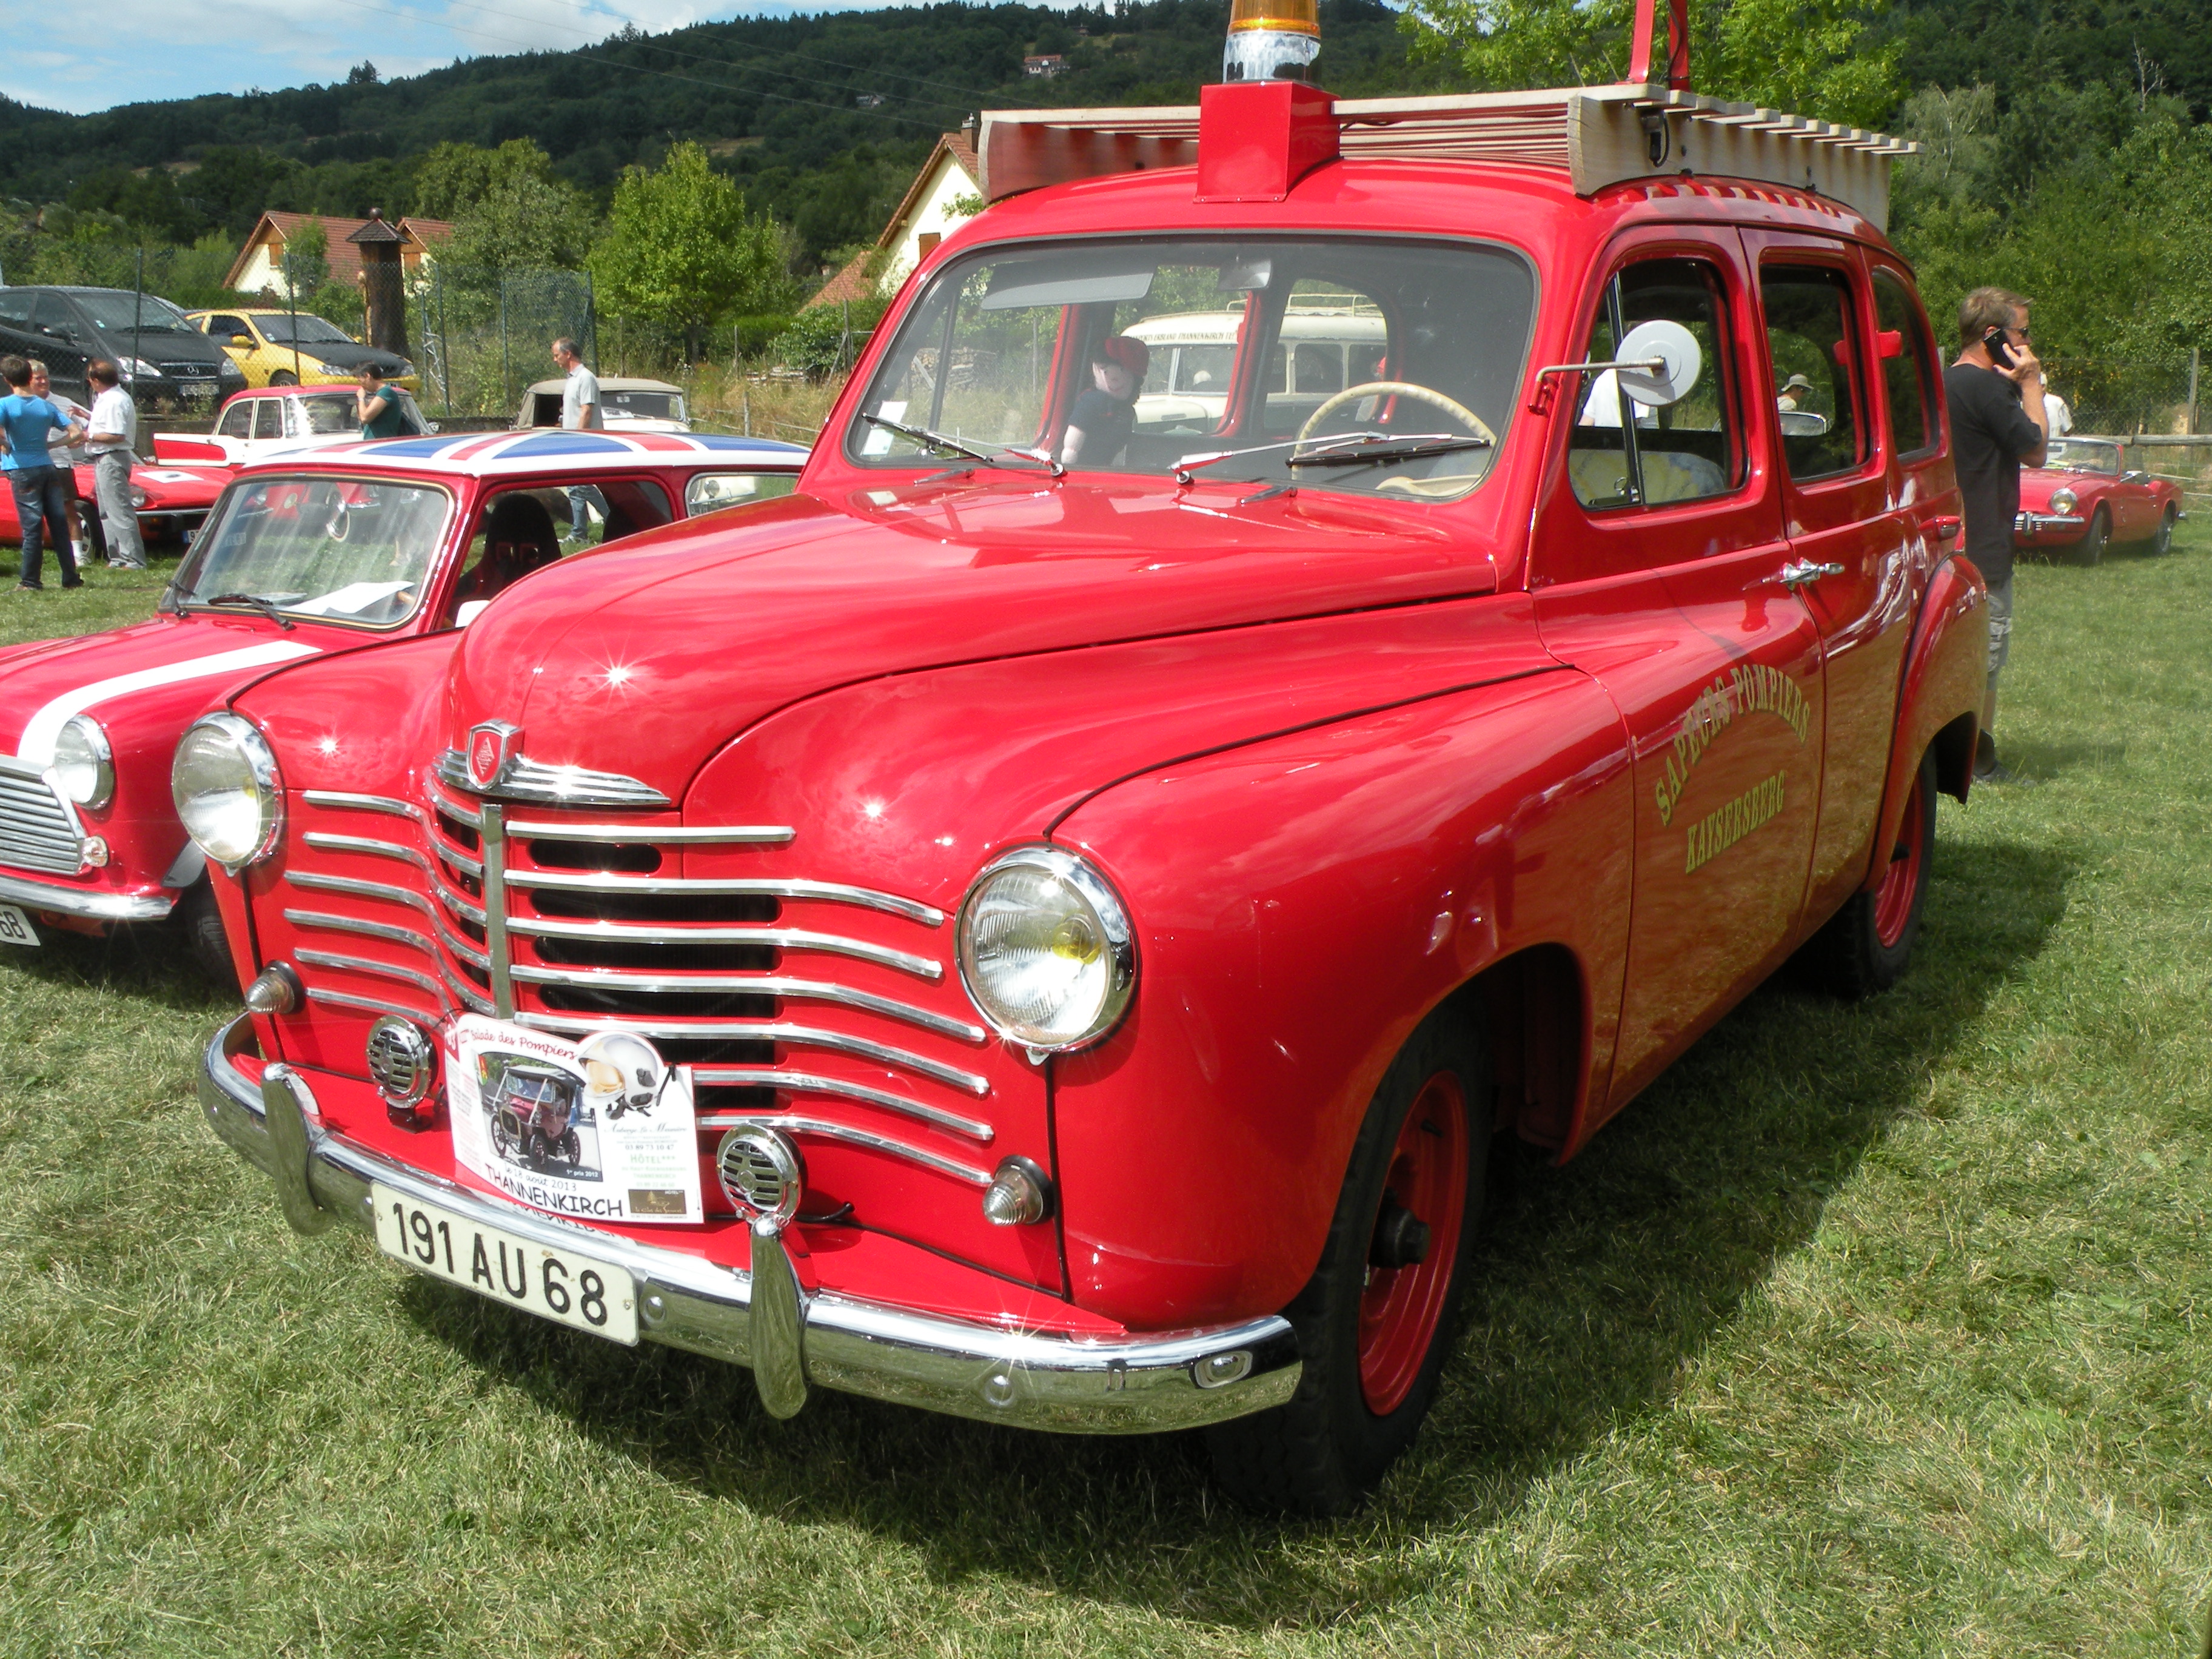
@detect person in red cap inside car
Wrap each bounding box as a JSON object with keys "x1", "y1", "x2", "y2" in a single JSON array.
[{"x1": 1060, "y1": 335, "x2": 1150, "y2": 468}]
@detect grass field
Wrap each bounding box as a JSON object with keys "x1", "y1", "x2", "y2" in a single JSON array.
[{"x1": 1, "y1": 525, "x2": 2208, "y2": 1657}]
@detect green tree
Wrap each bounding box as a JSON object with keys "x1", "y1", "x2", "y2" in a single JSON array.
[
  {"x1": 280, "y1": 216, "x2": 329, "y2": 298},
  {"x1": 1399, "y1": 0, "x2": 1906, "y2": 129},
  {"x1": 411, "y1": 139, "x2": 558, "y2": 221},
  {"x1": 589, "y1": 142, "x2": 797, "y2": 362}
]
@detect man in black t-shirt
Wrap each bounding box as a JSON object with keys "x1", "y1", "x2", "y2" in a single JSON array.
[
  {"x1": 1944, "y1": 286, "x2": 2048, "y2": 785},
  {"x1": 1061, "y1": 335, "x2": 1150, "y2": 469}
]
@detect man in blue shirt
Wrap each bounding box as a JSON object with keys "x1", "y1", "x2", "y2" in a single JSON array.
[{"x1": 0, "y1": 355, "x2": 87, "y2": 589}]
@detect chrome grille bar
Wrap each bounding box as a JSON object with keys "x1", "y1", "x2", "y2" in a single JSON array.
[
  {"x1": 689, "y1": 1067, "x2": 991, "y2": 1140},
  {"x1": 500, "y1": 914, "x2": 942, "y2": 979},
  {"x1": 286, "y1": 871, "x2": 439, "y2": 920},
  {"x1": 0, "y1": 761, "x2": 84, "y2": 876},
  {"x1": 304, "y1": 831, "x2": 482, "y2": 880},
  {"x1": 692, "y1": 1113, "x2": 993, "y2": 1187},
  {"x1": 506, "y1": 966, "x2": 984, "y2": 1042},
  {"x1": 500, "y1": 868, "x2": 944, "y2": 927},
  {"x1": 483, "y1": 800, "x2": 514, "y2": 1017},
  {"x1": 506, "y1": 820, "x2": 796, "y2": 845},
  {"x1": 702, "y1": 1024, "x2": 988, "y2": 1097},
  {"x1": 435, "y1": 748, "x2": 671, "y2": 808},
  {"x1": 296, "y1": 948, "x2": 449, "y2": 1002},
  {"x1": 301, "y1": 790, "x2": 426, "y2": 823},
  {"x1": 308, "y1": 985, "x2": 440, "y2": 1022}
]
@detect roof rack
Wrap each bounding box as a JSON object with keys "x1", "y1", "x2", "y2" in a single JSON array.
[{"x1": 977, "y1": 84, "x2": 1918, "y2": 230}]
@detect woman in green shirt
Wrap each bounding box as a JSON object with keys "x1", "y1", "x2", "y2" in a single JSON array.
[{"x1": 357, "y1": 366, "x2": 408, "y2": 440}]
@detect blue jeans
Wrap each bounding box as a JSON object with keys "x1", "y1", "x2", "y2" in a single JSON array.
[
  {"x1": 565, "y1": 485, "x2": 607, "y2": 537},
  {"x1": 8, "y1": 464, "x2": 78, "y2": 587}
]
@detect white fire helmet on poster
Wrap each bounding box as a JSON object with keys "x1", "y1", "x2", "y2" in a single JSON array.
[{"x1": 579, "y1": 1031, "x2": 666, "y2": 1119}]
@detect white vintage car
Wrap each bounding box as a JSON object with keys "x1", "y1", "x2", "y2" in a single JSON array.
[
  {"x1": 514, "y1": 377, "x2": 690, "y2": 434},
  {"x1": 151, "y1": 385, "x2": 434, "y2": 468},
  {"x1": 1127, "y1": 298, "x2": 1387, "y2": 435}
]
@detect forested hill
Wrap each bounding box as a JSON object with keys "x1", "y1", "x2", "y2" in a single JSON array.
[
  {"x1": 5, "y1": 0, "x2": 2211, "y2": 277},
  {"x1": 0, "y1": 0, "x2": 1440, "y2": 269}
]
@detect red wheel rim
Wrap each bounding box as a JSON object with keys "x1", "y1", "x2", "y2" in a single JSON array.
[
  {"x1": 1873, "y1": 768, "x2": 1926, "y2": 948},
  {"x1": 1357, "y1": 1072, "x2": 1470, "y2": 1416}
]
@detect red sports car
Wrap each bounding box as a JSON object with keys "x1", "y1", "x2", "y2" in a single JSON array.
[
  {"x1": 2015, "y1": 436, "x2": 2184, "y2": 565},
  {"x1": 0, "y1": 458, "x2": 230, "y2": 548}
]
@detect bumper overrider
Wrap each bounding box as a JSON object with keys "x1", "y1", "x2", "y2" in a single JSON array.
[
  {"x1": 198, "y1": 1016, "x2": 1301, "y2": 1433},
  {"x1": 2014, "y1": 510, "x2": 2086, "y2": 539}
]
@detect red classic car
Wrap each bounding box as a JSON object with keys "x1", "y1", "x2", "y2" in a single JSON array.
[
  {"x1": 184, "y1": 45, "x2": 1986, "y2": 1515},
  {"x1": 152, "y1": 384, "x2": 434, "y2": 469},
  {"x1": 2016, "y1": 435, "x2": 2184, "y2": 564},
  {"x1": 0, "y1": 430, "x2": 803, "y2": 971},
  {"x1": 0, "y1": 457, "x2": 230, "y2": 547}
]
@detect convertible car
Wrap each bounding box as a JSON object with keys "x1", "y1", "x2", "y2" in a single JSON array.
[
  {"x1": 0, "y1": 457, "x2": 228, "y2": 547},
  {"x1": 2015, "y1": 436, "x2": 2183, "y2": 565}
]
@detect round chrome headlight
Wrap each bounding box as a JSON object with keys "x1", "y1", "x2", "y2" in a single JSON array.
[
  {"x1": 2049, "y1": 486, "x2": 2078, "y2": 515},
  {"x1": 956, "y1": 846, "x2": 1135, "y2": 1052},
  {"x1": 51, "y1": 714, "x2": 114, "y2": 809},
  {"x1": 172, "y1": 712, "x2": 284, "y2": 869}
]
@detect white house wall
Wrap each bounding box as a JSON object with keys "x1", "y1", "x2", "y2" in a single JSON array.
[{"x1": 884, "y1": 155, "x2": 980, "y2": 286}]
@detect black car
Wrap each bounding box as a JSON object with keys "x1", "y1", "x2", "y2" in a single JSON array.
[{"x1": 0, "y1": 286, "x2": 247, "y2": 411}]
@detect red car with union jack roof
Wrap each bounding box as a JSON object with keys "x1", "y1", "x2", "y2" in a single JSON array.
[{"x1": 0, "y1": 427, "x2": 803, "y2": 973}]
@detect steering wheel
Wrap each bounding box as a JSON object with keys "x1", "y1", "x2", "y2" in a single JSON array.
[{"x1": 1298, "y1": 381, "x2": 1497, "y2": 446}]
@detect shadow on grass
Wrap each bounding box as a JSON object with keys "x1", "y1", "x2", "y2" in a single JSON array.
[
  {"x1": 1, "y1": 916, "x2": 230, "y2": 1016},
  {"x1": 395, "y1": 825, "x2": 2077, "y2": 1629},
  {"x1": 2000, "y1": 737, "x2": 2128, "y2": 780}
]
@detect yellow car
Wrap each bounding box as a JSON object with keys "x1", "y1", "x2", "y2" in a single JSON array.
[{"x1": 187, "y1": 307, "x2": 420, "y2": 392}]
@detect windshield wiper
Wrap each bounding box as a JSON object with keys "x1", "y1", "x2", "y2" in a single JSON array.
[
  {"x1": 1287, "y1": 435, "x2": 1494, "y2": 469},
  {"x1": 203, "y1": 592, "x2": 295, "y2": 631},
  {"x1": 861, "y1": 414, "x2": 1064, "y2": 478},
  {"x1": 1173, "y1": 433, "x2": 1384, "y2": 484}
]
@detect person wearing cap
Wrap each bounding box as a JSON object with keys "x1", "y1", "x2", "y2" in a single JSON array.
[
  {"x1": 1062, "y1": 335, "x2": 1150, "y2": 468},
  {"x1": 1777, "y1": 373, "x2": 1815, "y2": 412}
]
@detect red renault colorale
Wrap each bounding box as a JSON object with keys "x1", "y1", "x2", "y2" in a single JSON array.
[
  {"x1": 0, "y1": 430, "x2": 803, "y2": 970},
  {"x1": 183, "y1": 21, "x2": 1989, "y2": 1513}
]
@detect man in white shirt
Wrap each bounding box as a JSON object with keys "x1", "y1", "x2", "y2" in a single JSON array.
[
  {"x1": 83, "y1": 360, "x2": 145, "y2": 569},
  {"x1": 2043, "y1": 381, "x2": 2073, "y2": 436},
  {"x1": 552, "y1": 336, "x2": 604, "y2": 542}
]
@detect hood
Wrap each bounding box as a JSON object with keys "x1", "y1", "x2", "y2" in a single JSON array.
[
  {"x1": 446, "y1": 474, "x2": 1501, "y2": 802},
  {"x1": 291, "y1": 342, "x2": 411, "y2": 375},
  {"x1": 0, "y1": 618, "x2": 321, "y2": 763}
]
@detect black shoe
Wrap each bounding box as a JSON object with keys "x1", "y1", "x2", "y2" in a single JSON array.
[{"x1": 59, "y1": 578, "x2": 84, "y2": 589}]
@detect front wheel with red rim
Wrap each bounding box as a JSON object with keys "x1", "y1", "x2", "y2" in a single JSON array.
[
  {"x1": 1205, "y1": 1007, "x2": 1489, "y2": 1515},
  {"x1": 1797, "y1": 745, "x2": 1939, "y2": 998}
]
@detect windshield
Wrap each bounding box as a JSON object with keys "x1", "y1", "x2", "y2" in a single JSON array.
[
  {"x1": 603, "y1": 390, "x2": 683, "y2": 422},
  {"x1": 75, "y1": 292, "x2": 195, "y2": 335},
  {"x1": 2045, "y1": 438, "x2": 2120, "y2": 475},
  {"x1": 178, "y1": 475, "x2": 452, "y2": 628},
  {"x1": 258, "y1": 313, "x2": 354, "y2": 345},
  {"x1": 847, "y1": 236, "x2": 1534, "y2": 502}
]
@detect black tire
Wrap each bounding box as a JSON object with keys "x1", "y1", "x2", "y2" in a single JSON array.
[
  {"x1": 269, "y1": 371, "x2": 298, "y2": 387},
  {"x1": 1205, "y1": 1005, "x2": 1490, "y2": 1515},
  {"x1": 1797, "y1": 747, "x2": 1937, "y2": 998},
  {"x1": 2155, "y1": 503, "x2": 2178, "y2": 555},
  {"x1": 2073, "y1": 507, "x2": 2110, "y2": 568},
  {"x1": 560, "y1": 1130, "x2": 580, "y2": 1164},
  {"x1": 527, "y1": 1131, "x2": 550, "y2": 1171},
  {"x1": 175, "y1": 875, "x2": 240, "y2": 992},
  {"x1": 491, "y1": 1114, "x2": 517, "y2": 1162}
]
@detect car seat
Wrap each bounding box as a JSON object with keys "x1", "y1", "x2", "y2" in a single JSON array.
[{"x1": 455, "y1": 493, "x2": 563, "y2": 606}]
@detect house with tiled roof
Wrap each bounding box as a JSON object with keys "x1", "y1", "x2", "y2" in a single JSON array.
[
  {"x1": 224, "y1": 212, "x2": 455, "y2": 298},
  {"x1": 803, "y1": 131, "x2": 980, "y2": 311}
]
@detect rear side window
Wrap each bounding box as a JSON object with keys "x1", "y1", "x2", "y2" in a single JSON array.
[
  {"x1": 218, "y1": 400, "x2": 253, "y2": 440},
  {"x1": 1872, "y1": 270, "x2": 1938, "y2": 458},
  {"x1": 1761, "y1": 266, "x2": 1866, "y2": 481}
]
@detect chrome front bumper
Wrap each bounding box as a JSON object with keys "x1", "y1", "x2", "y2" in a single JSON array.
[
  {"x1": 0, "y1": 870, "x2": 173, "y2": 922},
  {"x1": 198, "y1": 1017, "x2": 1301, "y2": 1434},
  {"x1": 2014, "y1": 510, "x2": 2086, "y2": 538}
]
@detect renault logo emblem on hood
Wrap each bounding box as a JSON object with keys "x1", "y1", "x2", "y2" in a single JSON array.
[{"x1": 468, "y1": 720, "x2": 522, "y2": 789}]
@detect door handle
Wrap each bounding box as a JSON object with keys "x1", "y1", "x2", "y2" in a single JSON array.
[
  {"x1": 1926, "y1": 514, "x2": 1962, "y2": 541},
  {"x1": 1774, "y1": 559, "x2": 1845, "y2": 590}
]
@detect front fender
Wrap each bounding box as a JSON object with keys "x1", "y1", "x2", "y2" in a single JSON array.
[
  {"x1": 1049, "y1": 669, "x2": 1633, "y2": 1330},
  {"x1": 1865, "y1": 554, "x2": 1985, "y2": 890}
]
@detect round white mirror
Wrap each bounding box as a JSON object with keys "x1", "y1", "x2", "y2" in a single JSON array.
[{"x1": 1615, "y1": 320, "x2": 1701, "y2": 407}]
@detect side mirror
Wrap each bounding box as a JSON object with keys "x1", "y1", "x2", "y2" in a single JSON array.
[
  {"x1": 1615, "y1": 320, "x2": 1703, "y2": 407},
  {"x1": 2123, "y1": 469, "x2": 2149, "y2": 484}
]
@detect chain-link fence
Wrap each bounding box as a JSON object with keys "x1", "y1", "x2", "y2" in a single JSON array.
[
  {"x1": 2050, "y1": 355, "x2": 2202, "y2": 438},
  {"x1": 409, "y1": 266, "x2": 597, "y2": 420}
]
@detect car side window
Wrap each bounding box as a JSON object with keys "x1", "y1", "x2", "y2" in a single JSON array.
[
  {"x1": 218, "y1": 401, "x2": 254, "y2": 440},
  {"x1": 0, "y1": 292, "x2": 29, "y2": 329},
  {"x1": 1871, "y1": 270, "x2": 1937, "y2": 459},
  {"x1": 1569, "y1": 258, "x2": 1743, "y2": 511},
  {"x1": 685, "y1": 472, "x2": 799, "y2": 514},
  {"x1": 209, "y1": 315, "x2": 249, "y2": 340},
  {"x1": 250, "y1": 401, "x2": 283, "y2": 441},
  {"x1": 32, "y1": 294, "x2": 73, "y2": 337},
  {"x1": 1761, "y1": 265, "x2": 1866, "y2": 481}
]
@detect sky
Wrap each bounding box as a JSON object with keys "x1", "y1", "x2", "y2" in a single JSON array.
[{"x1": 2, "y1": 0, "x2": 925, "y2": 116}]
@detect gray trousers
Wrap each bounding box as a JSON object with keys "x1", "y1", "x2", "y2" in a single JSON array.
[{"x1": 94, "y1": 449, "x2": 144, "y2": 568}]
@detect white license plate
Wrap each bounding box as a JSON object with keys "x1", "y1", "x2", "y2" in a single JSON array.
[
  {"x1": 372, "y1": 1182, "x2": 638, "y2": 1344},
  {"x1": 0, "y1": 905, "x2": 39, "y2": 948}
]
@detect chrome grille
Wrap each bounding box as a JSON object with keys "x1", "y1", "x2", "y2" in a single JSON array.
[
  {"x1": 0, "y1": 759, "x2": 85, "y2": 876},
  {"x1": 282, "y1": 782, "x2": 999, "y2": 1209}
]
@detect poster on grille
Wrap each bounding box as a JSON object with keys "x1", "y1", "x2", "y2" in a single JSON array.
[{"x1": 444, "y1": 1014, "x2": 702, "y2": 1224}]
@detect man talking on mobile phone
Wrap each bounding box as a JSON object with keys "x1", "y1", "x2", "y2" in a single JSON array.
[{"x1": 1946, "y1": 287, "x2": 2048, "y2": 786}]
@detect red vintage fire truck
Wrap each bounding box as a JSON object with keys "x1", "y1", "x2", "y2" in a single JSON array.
[{"x1": 182, "y1": 8, "x2": 1985, "y2": 1512}]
